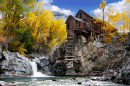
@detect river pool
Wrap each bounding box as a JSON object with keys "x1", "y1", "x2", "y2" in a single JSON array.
[{"x1": 0, "y1": 76, "x2": 128, "y2": 86}]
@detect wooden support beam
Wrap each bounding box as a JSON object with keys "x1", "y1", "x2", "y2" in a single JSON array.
[
  {"x1": 65, "y1": 56, "x2": 75, "y2": 58},
  {"x1": 65, "y1": 59, "x2": 74, "y2": 61}
]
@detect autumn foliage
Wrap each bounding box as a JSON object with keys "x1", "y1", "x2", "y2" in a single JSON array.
[
  {"x1": 95, "y1": 0, "x2": 130, "y2": 43},
  {"x1": 0, "y1": 1, "x2": 67, "y2": 54}
]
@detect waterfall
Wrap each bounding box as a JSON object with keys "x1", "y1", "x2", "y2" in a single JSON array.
[{"x1": 30, "y1": 61, "x2": 48, "y2": 77}]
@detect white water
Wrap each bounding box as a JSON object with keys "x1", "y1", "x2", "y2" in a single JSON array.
[{"x1": 30, "y1": 61, "x2": 48, "y2": 77}]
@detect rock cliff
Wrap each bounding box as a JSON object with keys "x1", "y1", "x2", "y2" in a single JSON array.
[
  {"x1": 64, "y1": 33, "x2": 130, "y2": 84},
  {"x1": 0, "y1": 51, "x2": 32, "y2": 78}
]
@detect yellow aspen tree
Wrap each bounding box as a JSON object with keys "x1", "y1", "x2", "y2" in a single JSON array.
[
  {"x1": 119, "y1": 10, "x2": 129, "y2": 34},
  {"x1": 0, "y1": 0, "x2": 36, "y2": 36},
  {"x1": 94, "y1": 6, "x2": 116, "y2": 43},
  {"x1": 99, "y1": 0, "x2": 107, "y2": 38},
  {"x1": 48, "y1": 18, "x2": 67, "y2": 49},
  {"x1": 0, "y1": 0, "x2": 36, "y2": 53},
  {"x1": 103, "y1": 6, "x2": 115, "y2": 43},
  {"x1": 125, "y1": 0, "x2": 130, "y2": 3},
  {"x1": 24, "y1": 1, "x2": 67, "y2": 54},
  {"x1": 25, "y1": 1, "x2": 54, "y2": 53}
]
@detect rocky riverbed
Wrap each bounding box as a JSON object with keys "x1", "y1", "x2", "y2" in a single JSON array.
[{"x1": 0, "y1": 76, "x2": 128, "y2": 86}]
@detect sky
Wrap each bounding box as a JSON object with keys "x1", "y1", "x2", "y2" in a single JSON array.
[
  {"x1": 0, "y1": 0, "x2": 129, "y2": 20},
  {"x1": 38, "y1": 0, "x2": 129, "y2": 17}
]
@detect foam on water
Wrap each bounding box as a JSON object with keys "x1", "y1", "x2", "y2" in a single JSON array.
[{"x1": 30, "y1": 61, "x2": 48, "y2": 77}]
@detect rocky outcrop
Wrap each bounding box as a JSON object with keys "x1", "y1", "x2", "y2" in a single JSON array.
[
  {"x1": 35, "y1": 57, "x2": 52, "y2": 75},
  {"x1": 36, "y1": 43, "x2": 66, "y2": 76},
  {"x1": 72, "y1": 35, "x2": 106, "y2": 73},
  {"x1": 64, "y1": 34, "x2": 130, "y2": 85},
  {"x1": 49, "y1": 43, "x2": 66, "y2": 76},
  {"x1": 101, "y1": 57, "x2": 130, "y2": 85},
  {"x1": 0, "y1": 42, "x2": 66, "y2": 77},
  {"x1": 0, "y1": 51, "x2": 32, "y2": 78}
]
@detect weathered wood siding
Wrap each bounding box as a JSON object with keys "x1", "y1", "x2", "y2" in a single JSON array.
[
  {"x1": 76, "y1": 9, "x2": 101, "y2": 33},
  {"x1": 66, "y1": 16, "x2": 76, "y2": 30}
]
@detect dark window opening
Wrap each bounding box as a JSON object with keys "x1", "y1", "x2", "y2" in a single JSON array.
[
  {"x1": 80, "y1": 13, "x2": 82, "y2": 18},
  {"x1": 79, "y1": 22, "x2": 81, "y2": 28},
  {"x1": 67, "y1": 23, "x2": 69, "y2": 29},
  {"x1": 76, "y1": 20, "x2": 78, "y2": 24}
]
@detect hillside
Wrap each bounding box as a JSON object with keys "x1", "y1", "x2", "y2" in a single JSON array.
[{"x1": 50, "y1": 32, "x2": 130, "y2": 85}]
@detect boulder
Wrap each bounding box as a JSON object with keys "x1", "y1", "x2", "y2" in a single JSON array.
[
  {"x1": 121, "y1": 71, "x2": 130, "y2": 85},
  {"x1": 0, "y1": 51, "x2": 32, "y2": 78},
  {"x1": 36, "y1": 57, "x2": 66, "y2": 76},
  {"x1": 0, "y1": 81, "x2": 8, "y2": 86},
  {"x1": 35, "y1": 57, "x2": 52, "y2": 75}
]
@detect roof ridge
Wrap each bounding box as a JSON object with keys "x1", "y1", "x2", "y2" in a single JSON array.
[
  {"x1": 76, "y1": 9, "x2": 94, "y2": 18},
  {"x1": 72, "y1": 15, "x2": 86, "y2": 23}
]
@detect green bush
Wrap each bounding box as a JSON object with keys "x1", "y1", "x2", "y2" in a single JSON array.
[{"x1": 20, "y1": 28, "x2": 34, "y2": 54}]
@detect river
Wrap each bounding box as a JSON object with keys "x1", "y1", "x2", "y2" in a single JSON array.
[
  {"x1": 0, "y1": 76, "x2": 128, "y2": 86},
  {"x1": 0, "y1": 60, "x2": 128, "y2": 86}
]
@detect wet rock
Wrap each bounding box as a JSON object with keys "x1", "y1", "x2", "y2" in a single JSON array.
[
  {"x1": 121, "y1": 71, "x2": 130, "y2": 85},
  {"x1": 51, "y1": 61, "x2": 66, "y2": 76},
  {"x1": 100, "y1": 57, "x2": 130, "y2": 85},
  {"x1": 35, "y1": 43, "x2": 66, "y2": 76},
  {"x1": 77, "y1": 82, "x2": 82, "y2": 84},
  {"x1": 52, "y1": 79, "x2": 57, "y2": 81},
  {"x1": 0, "y1": 81, "x2": 8, "y2": 86},
  {"x1": 71, "y1": 78, "x2": 76, "y2": 80},
  {"x1": 36, "y1": 57, "x2": 52, "y2": 75},
  {"x1": 90, "y1": 77, "x2": 102, "y2": 81},
  {"x1": 36, "y1": 57, "x2": 66, "y2": 76},
  {"x1": 111, "y1": 58, "x2": 130, "y2": 85},
  {"x1": 101, "y1": 70, "x2": 115, "y2": 81}
]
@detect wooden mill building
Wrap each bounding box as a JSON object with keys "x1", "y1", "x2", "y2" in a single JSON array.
[{"x1": 65, "y1": 9, "x2": 102, "y2": 69}]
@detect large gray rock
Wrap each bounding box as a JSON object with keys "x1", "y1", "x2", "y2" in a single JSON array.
[
  {"x1": 0, "y1": 51, "x2": 32, "y2": 78},
  {"x1": 36, "y1": 43, "x2": 66, "y2": 76},
  {"x1": 36, "y1": 57, "x2": 66, "y2": 76},
  {"x1": 35, "y1": 57, "x2": 52, "y2": 75},
  {"x1": 74, "y1": 35, "x2": 106, "y2": 72},
  {"x1": 101, "y1": 57, "x2": 130, "y2": 85}
]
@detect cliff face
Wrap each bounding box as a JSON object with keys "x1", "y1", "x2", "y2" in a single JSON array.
[
  {"x1": 74, "y1": 35, "x2": 106, "y2": 72},
  {"x1": 49, "y1": 43, "x2": 67, "y2": 76},
  {"x1": 64, "y1": 33, "x2": 130, "y2": 84},
  {"x1": 52, "y1": 33, "x2": 129, "y2": 75}
]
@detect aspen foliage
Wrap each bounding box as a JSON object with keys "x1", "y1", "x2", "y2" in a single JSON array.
[
  {"x1": 116, "y1": 1, "x2": 130, "y2": 42},
  {"x1": 99, "y1": 0, "x2": 107, "y2": 9},
  {"x1": 48, "y1": 18, "x2": 67, "y2": 50},
  {"x1": 95, "y1": 0, "x2": 130, "y2": 43},
  {"x1": 125, "y1": 0, "x2": 130, "y2": 3},
  {"x1": 0, "y1": 0, "x2": 36, "y2": 36},
  {"x1": 0, "y1": 0, "x2": 36, "y2": 54},
  {"x1": 118, "y1": 10, "x2": 129, "y2": 34},
  {"x1": 25, "y1": 1, "x2": 67, "y2": 53},
  {"x1": 0, "y1": 1, "x2": 67, "y2": 54},
  {"x1": 94, "y1": 6, "x2": 116, "y2": 43}
]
